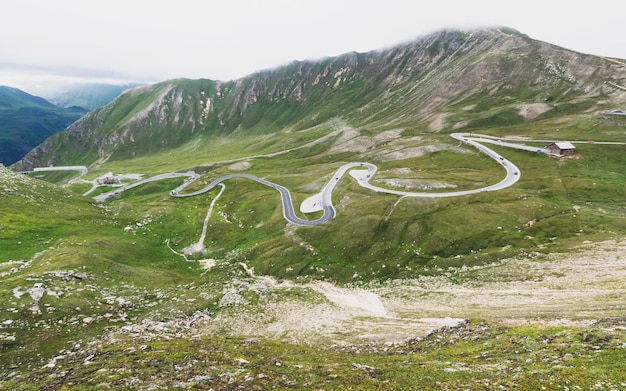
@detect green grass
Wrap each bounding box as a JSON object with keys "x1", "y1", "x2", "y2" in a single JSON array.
[
  {"x1": 3, "y1": 33, "x2": 626, "y2": 391},
  {"x1": 0, "y1": 167, "x2": 211, "y2": 369},
  {"x1": 26, "y1": 169, "x2": 81, "y2": 183},
  {"x1": 3, "y1": 62, "x2": 626, "y2": 380},
  {"x1": 92, "y1": 125, "x2": 336, "y2": 176},
  {"x1": 23, "y1": 112, "x2": 625, "y2": 283},
  {"x1": 3, "y1": 320, "x2": 625, "y2": 390}
]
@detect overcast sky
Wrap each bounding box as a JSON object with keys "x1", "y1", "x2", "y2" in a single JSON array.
[{"x1": 1, "y1": 0, "x2": 625, "y2": 90}]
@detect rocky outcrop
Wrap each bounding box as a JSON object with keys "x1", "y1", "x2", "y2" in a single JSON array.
[{"x1": 14, "y1": 28, "x2": 626, "y2": 170}]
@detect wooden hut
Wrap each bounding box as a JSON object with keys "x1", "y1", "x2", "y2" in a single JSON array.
[{"x1": 546, "y1": 142, "x2": 576, "y2": 156}]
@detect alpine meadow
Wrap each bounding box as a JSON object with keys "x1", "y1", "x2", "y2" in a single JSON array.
[{"x1": 2, "y1": 28, "x2": 626, "y2": 390}]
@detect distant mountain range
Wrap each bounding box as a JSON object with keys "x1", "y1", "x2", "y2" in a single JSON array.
[
  {"x1": 39, "y1": 82, "x2": 142, "y2": 110},
  {"x1": 0, "y1": 86, "x2": 88, "y2": 165}
]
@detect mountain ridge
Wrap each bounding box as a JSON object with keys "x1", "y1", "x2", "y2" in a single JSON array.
[
  {"x1": 0, "y1": 86, "x2": 87, "y2": 165},
  {"x1": 2, "y1": 27, "x2": 626, "y2": 385},
  {"x1": 14, "y1": 27, "x2": 626, "y2": 170},
  {"x1": 40, "y1": 82, "x2": 142, "y2": 110}
]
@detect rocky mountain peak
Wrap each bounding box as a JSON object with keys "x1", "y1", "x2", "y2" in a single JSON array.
[{"x1": 13, "y1": 27, "x2": 626, "y2": 170}]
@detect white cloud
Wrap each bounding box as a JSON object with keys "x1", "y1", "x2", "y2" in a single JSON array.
[
  {"x1": 0, "y1": 65, "x2": 146, "y2": 97},
  {"x1": 1, "y1": 0, "x2": 624, "y2": 83}
]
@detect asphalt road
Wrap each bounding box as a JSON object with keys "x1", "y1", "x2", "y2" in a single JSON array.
[
  {"x1": 93, "y1": 171, "x2": 198, "y2": 202},
  {"x1": 171, "y1": 173, "x2": 332, "y2": 225},
  {"x1": 168, "y1": 132, "x2": 524, "y2": 224},
  {"x1": 33, "y1": 132, "x2": 621, "y2": 226},
  {"x1": 24, "y1": 166, "x2": 89, "y2": 184}
]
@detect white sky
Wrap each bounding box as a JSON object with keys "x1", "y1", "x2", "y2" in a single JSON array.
[{"x1": 1, "y1": 0, "x2": 625, "y2": 86}]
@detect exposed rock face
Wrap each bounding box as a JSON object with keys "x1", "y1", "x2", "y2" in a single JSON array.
[{"x1": 14, "y1": 28, "x2": 626, "y2": 170}]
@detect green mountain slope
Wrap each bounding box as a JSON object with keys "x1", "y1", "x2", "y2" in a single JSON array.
[
  {"x1": 0, "y1": 165, "x2": 207, "y2": 369},
  {"x1": 9, "y1": 27, "x2": 626, "y2": 281},
  {"x1": 2, "y1": 28, "x2": 626, "y2": 382},
  {"x1": 0, "y1": 86, "x2": 87, "y2": 165},
  {"x1": 14, "y1": 28, "x2": 626, "y2": 169}
]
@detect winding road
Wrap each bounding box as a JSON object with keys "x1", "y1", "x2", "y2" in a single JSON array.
[
  {"x1": 92, "y1": 171, "x2": 199, "y2": 202},
  {"x1": 28, "y1": 132, "x2": 613, "y2": 226},
  {"x1": 165, "y1": 133, "x2": 524, "y2": 225},
  {"x1": 25, "y1": 165, "x2": 89, "y2": 184}
]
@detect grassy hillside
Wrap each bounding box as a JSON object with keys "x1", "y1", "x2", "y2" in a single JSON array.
[
  {"x1": 4, "y1": 110, "x2": 624, "y2": 375},
  {"x1": 17, "y1": 28, "x2": 626, "y2": 170},
  {"x1": 0, "y1": 167, "x2": 215, "y2": 364},
  {"x1": 2, "y1": 27, "x2": 626, "y2": 387},
  {"x1": 3, "y1": 319, "x2": 626, "y2": 390}
]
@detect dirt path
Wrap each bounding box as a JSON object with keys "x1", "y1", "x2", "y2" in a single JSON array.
[{"x1": 183, "y1": 183, "x2": 225, "y2": 255}]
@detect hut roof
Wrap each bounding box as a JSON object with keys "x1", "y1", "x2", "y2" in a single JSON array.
[{"x1": 553, "y1": 142, "x2": 576, "y2": 150}]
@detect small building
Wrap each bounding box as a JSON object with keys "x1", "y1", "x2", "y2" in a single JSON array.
[
  {"x1": 99, "y1": 176, "x2": 118, "y2": 185},
  {"x1": 546, "y1": 142, "x2": 576, "y2": 156}
]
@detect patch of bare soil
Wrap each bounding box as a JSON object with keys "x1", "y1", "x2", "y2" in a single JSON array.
[
  {"x1": 428, "y1": 113, "x2": 448, "y2": 132},
  {"x1": 374, "y1": 178, "x2": 457, "y2": 191},
  {"x1": 328, "y1": 126, "x2": 402, "y2": 154},
  {"x1": 324, "y1": 119, "x2": 471, "y2": 162},
  {"x1": 228, "y1": 161, "x2": 251, "y2": 171},
  {"x1": 326, "y1": 122, "x2": 448, "y2": 162},
  {"x1": 378, "y1": 239, "x2": 626, "y2": 325},
  {"x1": 370, "y1": 144, "x2": 440, "y2": 161},
  {"x1": 201, "y1": 277, "x2": 465, "y2": 345},
  {"x1": 198, "y1": 259, "x2": 217, "y2": 270},
  {"x1": 200, "y1": 240, "x2": 626, "y2": 345},
  {"x1": 365, "y1": 136, "x2": 471, "y2": 162},
  {"x1": 452, "y1": 120, "x2": 469, "y2": 130},
  {"x1": 517, "y1": 102, "x2": 552, "y2": 119}
]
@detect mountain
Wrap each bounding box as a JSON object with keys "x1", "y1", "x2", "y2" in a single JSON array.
[
  {"x1": 3, "y1": 27, "x2": 626, "y2": 386},
  {"x1": 0, "y1": 86, "x2": 87, "y2": 165},
  {"x1": 14, "y1": 27, "x2": 626, "y2": 170},
  {"x1": 40, "y1": 82, "x2": 142, "y2": 110},
  {"x1": 9, "y1": 26, "x2": 626, "y2": 278}
]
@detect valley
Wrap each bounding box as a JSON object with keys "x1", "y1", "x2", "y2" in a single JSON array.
[
  {"x1": 37, "y1": 131, "x2": 623, "y2": 229},
  {"x1": 2, "y1": 27, "x2": 626, "y2": 389},
  {"x1": 0, "y1": 86, "x2": 88, "y2": 166}
]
